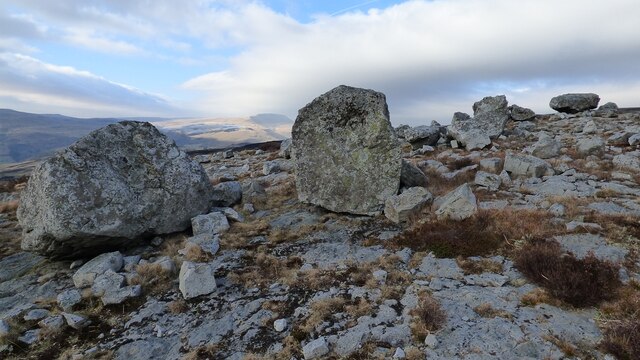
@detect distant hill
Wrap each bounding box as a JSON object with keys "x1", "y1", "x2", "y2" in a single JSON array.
[{"x1": 0, "y1": 109, "x2": 293, "y2": 165}]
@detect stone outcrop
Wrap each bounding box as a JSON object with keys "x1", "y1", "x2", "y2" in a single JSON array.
[
  {"x1": 17, "y1": 121, "x2": 213, "y2": 258},
  {"x1": 549, "y1": 93, "x2": 600, "y2": 113},
  {"x1": 448, "y1": 95, "x2": 510, "y2": 150},
  {"x1": 291, "y1": 85, "x2": 401, "y2": 215}
]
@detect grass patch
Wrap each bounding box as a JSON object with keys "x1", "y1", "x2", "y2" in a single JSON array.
[
  {"x1": 388, "y1": 209, "x2": 562, "y2": 258},
  {"x1": 513, "y1": 239, "x2": 621, "y2": 307},
  {"x1": 473, "y1": 303, "x2": 512, "y2": 319},
  {"x1": 409, "y1": 291, "x2": 446, "y2": 341},
  {"x1": 129, "y1": 263, "x2": 174, "y2": 295},
  {"x1": 227, "y1": 250, "x2": 302, "y2": 288},
  {"x1": 599, "y1": 282, "x2": 640, "y2": 360},
  {"x1": 456, "y1": 257, "x2": 503, "y2": 275}
]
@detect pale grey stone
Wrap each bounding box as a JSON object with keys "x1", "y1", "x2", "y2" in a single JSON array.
[
  {"x1": 555, "y1": 234, "x2": 628, "y2": 263},
  {"x1": 400, "y1": 125, "x2": 441, "y2": 148},
  {"x1": 24, "y1": 308, "x2": 50, "y2": 321},
  {"x1": 292, "y1": 85, "x2": 401, "y2": 216},
  {"x1": 566, "y1": 221, "x2": 603, "y2": 232},
  {"x1": 184, "y1": 233, "x2": 220, "y2": 255},
  {"x1": 503, "y1": 152, "x2": 554, "y2": 178},
  {"x1": 179, "y1": 261, "x2": 217, "y2": 300},
  {"x1": 102, "y1": 285, "x2": 142, "y2": 305},
  {"x1": 595, "y1": 102, "x2": 619, "y2": 118},
  {"x1": 62, "y1": 312, "x2": 91, "y2": 329},
  {"x1": 393, "y1": 347, "x2": 406, "y2": 359},
  {"x1": 577, "y1": 137, "x2": 605, "y2": 157},
  {"x1": 73, "y1": 251, "x2": 123, "y2": 288},
  {"x1": 263, "y1": 160, "x2": 291, "y2": 175},
  {"x1": 114, "y1": 337, "x2": 180, "y2": 360},
  {"x1": 474, "y1": 171, "x2": 501, "y2": 191},
  {"x1": 39, "y1": 315, "x2": 65, "y2": 331},
  {"x1": 448, "y1": 96, "x2": 509, "y2": 150},
  {"x1": 608, "y1": 131, "x2": 632, "y2": 146},
  {"x1": 373, "y1": 269, "x2": 388, "y2": 284},
  {"x1": 530, "y1": 135, "x2": 561, "y2": 159},
  {"x1": 509, "y1": 104, "x2": 536, "y2": 121},
  {"x1": 57, "y1": 288, "x2": 82, "y2": 311},
  {"x1": 211, "y1": 207, "x2": 244, "y2": 222},
  {"x1": 613, "y1": 153, "x2": 640, "y2": 169},
  {"x1": 17, "y1": 121, "x2": 213, "y2": 258},
  {"x1": 211, "y1": 181, "x2": 242, "y2": 207},
  {"x1": 550, "y1": 93, "x2": 600, "y2": 113},
  {"x1": 583, "y1": 119, "x2": 598, "y2": 134},
  {"x1": 548, "y1": 203, "x2": 565, "y2": 217},
  {"x1": 424, "y1": 334, "x2": 438, "y2": 348},
  {"x1": 191, "y1": 212, "x2": 230, "y2": 236},
  {"x1": 628, "y1": 133, "x2": 640, "y2": 146},
  {"x1": 303, "y1": 337, "x2": 330, "y2": 359},
  {"x1": 273, "y1": 319, "x2": 287, "y2": 332},
  {"x1": 384, "y1": 187, "x2": 433, "y2": 224},
  {"x1": 18, "y1": 329, "x2": 40, "y2": 345},
  {"x1": 0, "y1": 319, "x2": 9, "y2": 337},
  {"x1": 435, "y1": 184, "x2": 477, "y2": 221},
  {"x1": 279, "y1": 138, "x2": 292, "y2": 158},
  {"x1": 91, "y1": 270, "x2": 125, "y2": 297},
  {"x1": 479, "y1": 158, "x2": 502, "y2": 173},
  {"x1": 400, "y1": 160, "x2": 428, "y2": 188}
]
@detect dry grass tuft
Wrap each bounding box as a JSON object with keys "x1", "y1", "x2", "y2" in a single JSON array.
[
  {"x1": 456, "y1": 257, "x2": 503, "y2": 275},
  {"x1": 409, "y1": 291, "x2": 446, "y2": 341},
  {"x1": 599, "y1": 282, "x2": 640, "y2": 360},
  {"x1": 389, "y1": 209, "x2": 561, "y2": 258},
  {"x1": 423, "y1": 168, "x2": 476, "y2": 196},
  {"x1": 0, "y1": 200, "x2": 18, "y2": 214},
  {"x1": 520, "y1": 288, "x2": 562, "y2": 307},
  {"x1": 404, "y1": 347, "x2": 425, "y2": 360},
  {"x1": 182, "y1": 343, "x2": 221, "y2": 360},
  {"x1": 228, "y1": 251, "x2": 302, "y2": 288},
  {"x1": 167, "y1": 299, "x2": 188, "y2": 314},
  {"x1": 130, "y1": 263, "x2": 174, "y2": 295},
  {"x1": 182, "y1": 243, "x2": 211, "y2": 263},
  {"x1": 473, "y1": 303, "x2": 512, "y2": 319},
  {"x1": 220, "y1": 220, "x2": 270, "y2": 249},
  {"x1": 298, "y1": 297, "x2": 347, "y2": 334},
  {"x1": 513, "y1": 239, "x2": 621, "y2": 307},
  {"x1": 543, "y1": 334, "x2": 578, "y2": 357}
]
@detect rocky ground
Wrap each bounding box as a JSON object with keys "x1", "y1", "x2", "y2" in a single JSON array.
[{"x1": 1, "y1": 99, "x2": 640, "y2": 360}]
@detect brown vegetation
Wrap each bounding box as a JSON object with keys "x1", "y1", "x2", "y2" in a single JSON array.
[
  {"x1": 513, "y1": 239, "x2": 621, "y2": 307},
  {"x1": 456, "y1": 257, "x2": 503, "y2": 275},
  {"x1": 473, "y1": 303, "x2": 512, "y2": 319},
  {"x1": 409, "y1": 291, "x2": 446, "y2": 341},
  {"x1": 129, "y1": 263, "x2": 174, "y2": 295},
  {"x1": 599, "y1": 282, "x2": 640, "y2": 360}
]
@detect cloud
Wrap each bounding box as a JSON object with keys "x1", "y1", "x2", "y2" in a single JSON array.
[
  {"x1": 0, "y1": 53, "x2": 178, "y2": 117},
  {"x1": 181, "y1": 0, "x2": 640, "y2": 124}
]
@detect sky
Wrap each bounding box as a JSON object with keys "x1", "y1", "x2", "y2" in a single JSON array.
[{"x1": 1, "y1": 0, "x2": 639, "y2": 126}]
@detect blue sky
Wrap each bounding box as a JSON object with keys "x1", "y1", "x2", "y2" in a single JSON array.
[{"x1": 1, "y1": 0, "x2": 640, "y2": 125}]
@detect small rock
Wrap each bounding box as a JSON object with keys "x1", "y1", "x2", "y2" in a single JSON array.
[
  {"x1": 595, "y1": 102, "x2": 619, "y2": 118},
  {"x1": 72, "y1": 251, "x2": 124, "y2": 288},
  {"x1": 24, "y1": 309, "x2": 51, "y2": 321},
  {"x1": 179, "y1": 261, "x2": 217, "y2": 300},
  {"x1": 39, "y1": 315, "x2": 66, "y2": 331},
  {"x1": 424, "y1": 333, "x2": 438, "y2": 348},
  {"x1": 274, "y1": 319, "x2": 287, "y2": 332},
  {"x1": 503, "y1": 152, "x2": 554, "y2": 178},
  {"x1": 435, "y1": 183, "x2": 477, "y2": 221},
  {"x1": 530, "y1": 134, "x2": 561, "y2": 159},
  {"x1": 57, "y1": 289, "x2": 82, "y2": 312},
  {"x1": 184, "y1": 234, "x2": 220, "y2": 255},
  {"x1": 102, "y1": 285, "x2": 142, "y2": 305},
  {"x1": 628, "y1": 134, "x2": 640, "y2": 146},
  {"x1": 62, "y1": 313, "x2": 91, "y2": 330},
  {"x1": 91, "y1": 270, "x2": 125, "y2": 297},
  {"x1": 474, "y1": 171, "x2": 501, "y2": 191},
  {"x1": 243, "y1": 203, "x2": 255, "y2": 213},
  {"x1": 191, "y1": 212, "x2": 230, "y2": 236},
  {"x1": 583, "y1": 120, "x2": 598, "y2": 134},
  {"x1": 18, "y1": 329, "x2": 40, "y2": 345},
  {"x1": 577, "y1": 137, "x2": 605, "y2": 157},
  {"x1": 384, "y1": 187, "x2": 433, "y2": 224},
  {"x1": 69, "y1": 260, "x2": 84, "y2": 270},
  {"x1": 393, "y1": 347, "x2": 406, "y2": 359},
  {"x1": 548, "y1": 203, "x2": 565, "y2": 217},
  {"x1": 303, "y1": 337, "x2": 330, "y2": 360},
  {"x1": 400, "y1": 160, "x2": 428, "y2": 188},
  {"x1": 450, "y1": 140, "x2": 459, "y2": 149},
  {"x1": 153, "y1": 256, "x2": 177, "y2": 273},
  {"x1": 509, "y1": 104, "x2": 536, "y2": 121},
  {"x1": 150, "y1": 237, "x2": 164, "y2": 247},
  {"x1": 479, "y1": 158, "x2": 502, "y2": 173},
  {"x1": 373, "y1": 269, "x2": 388, "y2": 284},
  {"x1": 0, "y1": 319, "x2": 10, "y2": 337},
  {"x1": 211, "y1": 181, "x2": 243, "y2": 207},
  {"x1": 279, "y1": 138, "x2": 292, "y2": 158}
]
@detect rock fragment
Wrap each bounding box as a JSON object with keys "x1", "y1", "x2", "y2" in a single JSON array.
[
  {"x1": 503, "y1": 152, "x2": 554, "y2": 178},
  {"x1": 72, "y1": 251, "x2": 123, "y2": 288},
  {"x1": 303, "y1": 337, "x2": 330, "y2": 360},
  {"x1": 435, "y1": 184, "x2": 478, "y2": 220},
  {"x1": 385, "y1": 187, "x2": 433, "y2": 224},
  {"x1": 549, "y1": 93, "x2": 600, "y2": 113},
  {"x1": 179, "y1": 261, "x2": 217, "y2": 300}
]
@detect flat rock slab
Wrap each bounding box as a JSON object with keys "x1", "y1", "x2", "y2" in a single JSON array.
[
  {"x1": 0, "y1": 252, "x2": 44, "y2": 283},
  {"x1": 555, "y1": 234, "x2": 628, "y2": 263},
  {"x1": 292, "y1": 85, "x2": 401, "y2": 215}
]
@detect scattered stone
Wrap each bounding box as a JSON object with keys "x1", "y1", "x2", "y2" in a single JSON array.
[
  {"x1": 474, "y1": 171, "x2": 502, "y2": 191},
  {"x1": 450, "y1": 139, "x2": 460, "y2": 149},
  {"x1": 448, "y1": 95, "x2": 510, "y2": 150},
  {"x1": 102, "y1": 285, "x2": 143, "y2": 305},
  {"x1": 400, "y1": 160, "x2": 428, "y2": 188},
  {"x1": 303, "y1": 337, "x2": 330, "y2": 360},
  {"x1": 191, "y1": 212, "x2": 230, "y2": 236},
  {"x1": 629, "y1": 133, "x2": 640, "y2": 146},
  {"x1": 608, "y1": 131, "x2": 632, "y2": 146},
  {"x1": 577, "y1": 137, "x2": 605, "y2": 157},
  {"x1": 613, "y1": 153, "x2": 640, "y2": 169},
  {"x1": 530, "y1": 134, "x2": 561, "y2": 159},
  {"x1": 39, "y1": 315, "x2": 66, "y2": 331},
  {"x1": 91, "y1": 270, "x2": 125, "y2": 297},
  {"x1": 179, "y1": 262, "x2": 217, "y2": 300},
  {"x1": 555, "y1": 234, "x2": 628, "y2": 263},
  {"x1": 279, "y1": 138, "x2": 292, "y2": 159},
  {"x1": 393, "y1": 347, "x2": 406, "y2": 359},
  {"x1": 73, "y1": 251, "x2": 124, "y2": 288},
  {"x1": 435, "y1": 183, "x2": 478, "y2": 220},
  {"x1": 0, "y1": 320, "x2": 9, "y2": 337},
  {"x1": 184, "y1": 234, "x2": 220, "y2": 255},
  {"x1": 509, "y1": 104, "x2": 536, "y2": 121},
  {"x1": 384, "y1": 187, "x2": 433, "y2": 224},
  {"x1": 583, "y1": 119, "x2": 598, "y2": 134},
  {"x1": 373, "y1": 269, "x2": 388, "y2": 284},
  {"x1": 549, "y1": 93, "x2": 600, "y2": 113},
  {"x1": 273, "y1": 319, "x2": 287, "y2": 332},
  {"x1": 595, "y1": 102, "x2": 618, "y2": 118},
  {"x1": 24, "y1": 309, "x2": 50, "y2": 321},
  {"x1": 57, "y1": 289, "x2": 82, "y2": 312},
  {"x1": 292, "y1": 85, "x2": 401, "y2": 215},
  {"x1": 425, "y1": 333, "x2": 438, "y2": 348},
  {"x1": 263, "y1": 160, "x2": 290, "y2": 175},
  {"x1": 222, "y1": 150, "x2": 234, "y2": 159},
  {"x1": 62, "y1": 313, "x2": 91, "y2": 330},
  {"x1": 548, "y1": 203, "x2": 565, "y2": 217},
  {"x1": 0, "y1": 252, "x2": 44, "y2": 283},
  {"x1": 17, "y1": 121, "x2": 213, "y2": 258},
  {"x1": 18, "y1": 329, "x2": 40, "y2": 345},
  {"x1": 398, "y1": 124, "x2": 441, "y2": 148},
  {"x1": 503, "y1": 152, "x2": 554, "y2": 178},
  {"x1": 479, "y1": 158, "x2": 502, "y2": 173},
  {"x1": 211, "y1": 181, "x2": 242, "y2": 207}
]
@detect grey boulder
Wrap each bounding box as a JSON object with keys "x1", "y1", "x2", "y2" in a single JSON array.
[
  {"x1": 594, "y1": 102, "x2": 619, "y2": 118},
  {"x1": 503, "y1": 152, "x2": 554, "y2": 178},
  {"x1": 179, "y1": 261, "x2": 217, "y2": 299},
  {"x1": 530, "y1": 134, "x2": 561, "y2": 159},
  {"x1": 549, "y1": 93, "x2": 600, "y2": 113},
  {"x1": 211, "y1": 181, "x2": 242, "y2": 207},
  {"x1": 72, "y1": 251, "x2": 123, "y2": 288},
  {"x1": 400, "y1": 160, "x2": 428, "y2": 188},
  {"x1": 577, "y1": 137, "x2": 605, "y2": 157},
  {"x1": 448, "y1": 95, "x2": 510, "y2": 150},
  {"x1": 397, "y1": 124, "x2": 441, "y2": 148},
  {"x1": 435, "y1": 183, "x2": 478, "y2": 221},
  {"x1": 509, "y1": 104, "x2": 536, "y2": 121},
  {"x1": 292, "y1": 85, "x2": 401, "y2": 215},
  {"x1": 17, "y1": 121, "x2": 213, "y2": 258},
  {"x1": 384, "y1": 187, "x2": 433, "y2": 224}
]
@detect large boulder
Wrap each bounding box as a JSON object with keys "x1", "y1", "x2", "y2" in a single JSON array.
[
  {"x1": 292, "y1": 85, "x2": 401, "y2": 215},
  {"x1": 17, "y1": 121, "x2": 213, "y2": 258},
  {"x1": 448, "y1": 95, "x2": 510, "y2": 150},
  {"x1": 509, "y1": 104, "x2": 536, "y2": 121},
  {"x1": 549, "y1": 93, "x2": 600, "y2": 114},
  {"x1": 396, "y1": 124, "x2": 442, "y2": 148}
]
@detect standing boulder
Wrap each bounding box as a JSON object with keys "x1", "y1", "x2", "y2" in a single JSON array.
[
  {"x1": 448, "y1": 95, "x2": 510, "y2": 150},
  {"x1": 400, "y1": 160, "x2": 428, "y2": 188},
  {"x1": 17, "y1": 121, "x2": 213, "y2": 258},
  {"x1": 549, "y1": 93, "x2": 600, "y2": 114},
  {"x1": 595, "y1": 102, "x2": 619, "y2": 118},
  {"x1": 292, "y1": 85, "x2": 401, "y2": 215}
]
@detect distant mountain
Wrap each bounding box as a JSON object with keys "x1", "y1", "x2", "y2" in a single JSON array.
[{"x1": 0, "y1": 109, "x2": 293, "y2": 165}]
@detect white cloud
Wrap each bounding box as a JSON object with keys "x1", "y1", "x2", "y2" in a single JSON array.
[
  {"x1": 181, "y1": 0, "x2": 640, "y2": 124},
  {"x1": 0, "y1": 53, "x2": 177, "y2": 117},
  {"x1": 63, "y1": 30, "x2": 147, "y2": 55}
]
